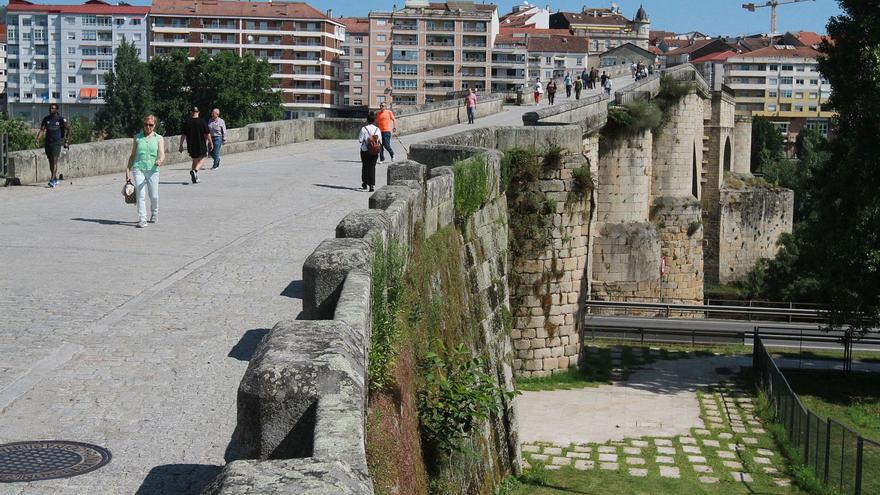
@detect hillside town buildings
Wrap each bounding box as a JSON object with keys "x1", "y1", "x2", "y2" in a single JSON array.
[
  {"x1": 550, "y1": 5, "x2": 650, "y2": 55},
  {"x1": 149, "y1": 0, "x2": 345, "y2": 119},
  {"x1": 5, "y1": 0, "x2": 149, "y2": 124}
]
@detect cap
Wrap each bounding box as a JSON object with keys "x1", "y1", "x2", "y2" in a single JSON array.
[{"x1": 191, "y1": 106, "x2": 200, "y2": 113}]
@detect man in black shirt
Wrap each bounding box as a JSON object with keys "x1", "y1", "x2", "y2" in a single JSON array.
[
  {"x1": 35, "y1": 103, "x2": 71, "y2": 188},
  {"x1": 178, "y1": 106, "x2": 212, "y2": 184}
]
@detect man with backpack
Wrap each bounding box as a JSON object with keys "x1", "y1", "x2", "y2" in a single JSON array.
[{"x1": 358, "y1": 112, "x2": 383, "y2": 192}]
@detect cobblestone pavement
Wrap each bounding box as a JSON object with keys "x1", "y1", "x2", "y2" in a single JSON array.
[{"x1": 0, "y1": 102, "x2": 547, "y2": 494}]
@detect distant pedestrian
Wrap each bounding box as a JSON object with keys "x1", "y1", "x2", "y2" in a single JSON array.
[
  {"x1": 546, "y1": 80, "x2": 557, "y2": 105},
  {"x1": 604, "y1": 76, "x2": 614, "y2": 96},
  {"x1": 631, "y1": 62, "x2": 638, "y2": 79},
  {"x1": 358, "y1": 112, "x2": 382, "y2": 192},
  {"x1": 574, "y1": 76, "x2": 583, "y2": 100},
  {"x1": 564, "y1": 73, "x2": 573, "y2": 98},
  {"x1": 465, "y1": 88, "x2": 478, "y2": 124},
  {"x1": 375, "y1": 102, "x2": 396, "y2": 163},
  {"x1": 590, "y1": 67, "x2": 599, "y2": 90},
  {"x1": 125, "y1": 115, "x2": 165, "y2": 228},
  {"x1": 179, "y1": 106, "x2": 212, "y2": 184},
  {"x1": 208, "y1": 108, "x2": 227, "y2": 170},
  {"x1": 35, "y1": 103, "x2": 71, "y2": 188},
  {"x1": 581, "y1": 69, "x2": 589, "y2": 88},
  {"x1": 600, "y1": 72, "x2": 609, "y2": 89},
  {"x1": 533, "y1": 78, "x2": 544, "y2": 105}
]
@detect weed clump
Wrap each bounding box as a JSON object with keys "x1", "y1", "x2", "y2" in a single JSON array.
[{"x1": 452, "y1": 155, "x2": 489, "y2": 222}]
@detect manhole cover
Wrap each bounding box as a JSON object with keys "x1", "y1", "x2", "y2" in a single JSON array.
[{"x1": 0, "y1": 441, "x2": 111, "y2": 483}]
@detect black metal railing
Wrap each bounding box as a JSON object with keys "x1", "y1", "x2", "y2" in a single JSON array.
[
  {"x1": 753, "y1": 335, "x2": 880, "y2": 495},
  {"x1": 585, "y1": 299, "x2": 826, "y2": 324}
]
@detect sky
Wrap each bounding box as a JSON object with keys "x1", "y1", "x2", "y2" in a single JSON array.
[{"x1": 1, "y1": 0, "x2": 844, "y2": 37}]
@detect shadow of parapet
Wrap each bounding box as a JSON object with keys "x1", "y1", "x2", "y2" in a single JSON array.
[
  {"x1": 227, "y1": 328, "x2": 271, "y2": 362},
  {"x1": 312, "y1": 183, "x2": 366, "y2": 192},
  {"x1": 280, "y1": 280, "x2": 304, "y2": 299},
  {"x1": 135, "y1": 464, "x2": 223, "y2": 495}
]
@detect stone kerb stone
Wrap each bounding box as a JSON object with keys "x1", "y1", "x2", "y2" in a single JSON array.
[
  {"x1": 386, "y1": 160, "x2": 427, "y2": 185},
  {"x1": 205, "y1": 458, "x2": 372, "y2": 495},
  {"x1": 303, "y1": 239, "x2": 372, "y2": 320},
  {"x1": 408, "y1": 143, "x2": 494, "y2": 171},
  {"x1": 494, "y1": 126, "x2": 582, "y2": 154},
  {"x1": 335, "y1": 210, "x2": 393, "y2": 241}
]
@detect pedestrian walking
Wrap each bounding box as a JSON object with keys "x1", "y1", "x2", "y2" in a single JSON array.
[
  {"x1": 574, "y1": 76, "x2": 583, "y2": 100},
  {"x1": 465, "y1": 88, "x2": 478, "y2": 124},
  {"x1": 600, "y1": 72, "x2": 608, "y2": 89},
  {"x1": 125, "y1": 115, "x2": 165, "y2": 228},
  {"x1": 358, "y1": 112, "x2": 382, "y2": 192},
  {"x1": 208, "y1": 108, "x2": 227, "y2": 170},
  {"x1": 375, "y1": 102, "x2": 396, "y2": 163},
  {"x1": 178, "y1": 106, "x2": 212, "y2": 184},
  {"x1": 604, "y1": 76, "x2": 614, "y2": 96},
  {"x1": 533, "y1": 78, "x2": 544, "y2": 105},
  {"x1": 590, "y1": 67, "x2": 599, "y2": 90},
  {"x1": 34, "y1": 103, "x2": 71, "y2": 188},
  {"x1": 546, "y1": 80, "x2": 557, "y2": 105},
  {"x1": 581, "y1": 69, "x2": 589, "y2": 89},
  {"x1": 564, "y1": 73, "x2": 573, "y2": 98}
]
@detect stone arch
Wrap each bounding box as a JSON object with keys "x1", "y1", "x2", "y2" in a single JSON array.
[
  {"x1": 692, "y1": 141, "x2": 699, "y2": 199},
  {"x1": 723, "y1": 136, "x2": 732, "y2": 173}
]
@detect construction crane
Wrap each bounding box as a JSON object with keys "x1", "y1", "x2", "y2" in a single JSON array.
[{"x1": 742, "y1": 0, "x2": 816, "y2": 37}]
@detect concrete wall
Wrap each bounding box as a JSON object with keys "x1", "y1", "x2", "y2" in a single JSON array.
[
  {"x1": 5, "y1": 95, "x2": 505, "y2": 186},
  {"x1": 208, "y1": 145, "x2": 519, "y2": 494},
  {"x1": 716, "y1": 182, "x2": 794, "y2": 284}
]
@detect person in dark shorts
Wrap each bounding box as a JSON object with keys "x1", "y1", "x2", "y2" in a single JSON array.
[
  {"x1": 35, "y1": 103, "x2": 71, "y2": 188},
  {"x1": 178, "y1": 106, "x2": 212, "y2": 184}
]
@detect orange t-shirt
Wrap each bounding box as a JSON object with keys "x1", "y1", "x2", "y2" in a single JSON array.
[{"x1": 376, "y1": 110, "x2": 395, "y2": 132}]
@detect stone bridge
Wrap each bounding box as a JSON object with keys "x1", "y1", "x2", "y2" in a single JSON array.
[{"x1": 0, "y1": 68, "x2": 791, "y2": 494}]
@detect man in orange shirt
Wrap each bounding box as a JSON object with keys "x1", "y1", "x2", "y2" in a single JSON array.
[{"x1": 375, "y1": 102, "x2": 396, "y2": 162}]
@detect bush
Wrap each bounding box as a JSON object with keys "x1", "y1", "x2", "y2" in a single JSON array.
[
  {"x1": 418, "y1": 342, "x2": 515, "y2": 453},
  {"x1": 543, "y1": 142, "x2": 565, "y2": 170},
  {"x1": 69, "y1": 117, "x2": 95, "y2": 145},
  {"x1": 369, "y1": 236, "x2": 406, "y2": 391},
  {"x1": 0, "y1": 114, "x2": 38, "y2": 151},
  {"x1": 452, "y1": 155, "x2": 489, "y2": 221},
  {"x1": 500, "y1": 147, "x2": 541, "y2": 193},
  {"x1": 603, "y1": 100, "x2": 663, "y2": 141},
  {"x1": 687, "y1": 220, "x2": 702, "y2": 237},
  {"x1": 568, "y1": 162, "x2": 595, "y2": 204}
]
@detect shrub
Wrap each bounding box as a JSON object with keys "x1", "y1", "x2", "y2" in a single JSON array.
[
  {"x1": 452, "y1": 155, "x2": 489, "y2": 221},
  {"x1": 418, "y1": 342, "x2": 516, "y2": 453},
  {"x1": 543, "y1": 142, "x2": 565, "y2": 170},
  {"x1": 568, "y1": 162, "x2": 595, "y2": 204},
  {"x1": 603, "y1": 100, "x2": 663, "y2": 141},
  {"x1": 500, "y1": 147, "x2": 541, "y2": 193},
  {"x1": 687, "y1": 220, "x2": 702, "y2": 237},
  {"x1": 369, "y1": 236, "x2": 406, "y2": 391},
  {"x1": 0, "y1": 114, "x2": 38, "y2": 152},
  {"x1": 69, "y1": 117, "x2": 95, "y2": 145}
]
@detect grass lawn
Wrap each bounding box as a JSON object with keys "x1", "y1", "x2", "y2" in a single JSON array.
[{"x1": 784, "y1": 370, "x2": 880, "y2": 443}]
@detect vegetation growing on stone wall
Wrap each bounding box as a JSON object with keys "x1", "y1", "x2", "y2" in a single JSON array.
[
  {"x1": 544, "y1": 142, "x2": 565, "y2": 169},
  {"x1": 453, "y1": 155, "x2": 490, "y2": 222},
  {"x1": 500, "y1": 148, "x2": 557, "y2": 265},
  {"x1": 602, "y1": 101, "x2": 663, "y2": 142},
  {"x1": 369, "y1": 236, "x2": 406, "y2": 391},
  {"x1": 567, "y1": 162, "x2": 595, "y2": 204},
  {"x1": 654, "y1": 75, "x2": 699, "y2": 126},
  {"x1": 687, "y1": 220, "x2": 702, "y2": 237}
]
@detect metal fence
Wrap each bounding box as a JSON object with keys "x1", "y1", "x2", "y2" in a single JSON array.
[{"x1": 753, "y1": 335, "x2": 880, "y2": 495}]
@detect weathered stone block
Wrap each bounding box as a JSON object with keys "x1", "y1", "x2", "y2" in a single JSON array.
[{"x1": 303, "y1": 238, "x2": 371, "y2": 320}]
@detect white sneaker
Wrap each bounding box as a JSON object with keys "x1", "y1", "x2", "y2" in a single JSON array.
[
  {"x1": 136, "y1": 221, "x2": 147, "y2": 228},
  {"x1": 149, "y1": 214, "x2": 157, "y2": 224}
]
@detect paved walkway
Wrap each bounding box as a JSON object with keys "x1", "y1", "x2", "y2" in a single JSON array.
[{"x1": 0, "y1": 87, "x2": 614, "y2": 494}]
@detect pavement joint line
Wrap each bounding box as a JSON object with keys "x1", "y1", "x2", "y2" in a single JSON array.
[{"x1": 0, "y1": 342, "x2": 84, "y2": 413}]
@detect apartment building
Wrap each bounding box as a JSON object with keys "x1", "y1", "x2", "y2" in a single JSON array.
[
  {"x1": 5, "y1": 0, "x2": 149, "y2": 125},
  {"x1": 0, "y1": 25, "x2": 7, "y2": 105},
  {"x1": 726, "y1": 45, "x2": 833, "y2": 143},
  {"x1": 549, "y1": 6, "x2": 650, "y2": 56},
  {"x1": 339, "y1": 17, "x2": 369, "y2": 107},
  {"x1": 526, "y1": 36, "x2": 590, "y2": 84},
  {"x1": 368, "y1": 0, "x2": 499, "y2": 107},
  {"x1": 491, "y1": 31, "x2": 528, "y2": 93},
  {"x1": 150, "y1": 0, "x2": 345, "y2": 119}
]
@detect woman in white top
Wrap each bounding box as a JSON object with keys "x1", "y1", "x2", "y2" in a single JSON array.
[
  {"x1": 533, "y1": 78, "x2": 544, "y2": 105},
  {"x1": 357, "y1": 112, "x2": 383, "y2": 192}
]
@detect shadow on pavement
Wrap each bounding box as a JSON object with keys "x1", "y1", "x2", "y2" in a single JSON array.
[
  {"x1": 280, "y1": 280, "x2": 303, "y2": 299},
  {"x1": 313, "y1": 183, "x2": 365, "y2": 192},
  {"x1": 158, "y1": 181, "x2": 191, "y2": 185},
  {"x1": 227, "y1": 328, "x2": 271, "y2": 361},
  {"x1": 135, "y1": 464, "x2": 223, "y2": 495},
  {"x1": 71, "y1": 217, "x2": 137, "y2": 226}
]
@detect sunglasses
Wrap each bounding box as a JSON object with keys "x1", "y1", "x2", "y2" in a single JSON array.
[{"x1": 144, "y1": 123, "x2": 155, "y2": 127}]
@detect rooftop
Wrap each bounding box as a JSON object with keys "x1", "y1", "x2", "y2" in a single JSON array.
[
  {"x1": 339, "y1": 17, "x2": 369, "y2": 34},
  {"x1": 689, "y1": 51, "x2": 739, "y2": 64},
  {"x1": 732, "y1": 44, "x2": 822, "y2": 60},
  {"x1": 150, "y1": 0, "x2": 337, "y2": 22},
  {"x1": 553, "y1": 8, "x2": 632, "y2": 28},
  {"x1": 7, "y1": 0, "x2": 149, "y2": 15},
  {"x1": 526, "y1": 35, "x2": 590, "y2": 54}
]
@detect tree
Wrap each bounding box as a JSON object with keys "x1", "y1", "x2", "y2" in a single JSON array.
[
  {"x1": 96, "y1": 40, "x2": 153, "y2": 138},
  {"x1": 148, "y1": 50, "x2": 190, "y2": 136},
  {"x1": 761, "y1": 127, "x2": 830, "y2": 222},
  {"x1": 0, "y1": 114, "x2": 38, "y2": 151},
  {"x1": 69, "y1": 117, "x2": 95, "y2": 145},
  {"x1": 750, "y1": 116, "x2": 785, "y2": 173}
]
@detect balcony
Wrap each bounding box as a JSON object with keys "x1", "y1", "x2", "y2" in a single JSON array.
[
  {"x1": 425, "y1": 69, "x2": 454, "y2": 77},
  {"x1": 392, "y1": 50, "x2": 418, "y2": 61},
  {"x1": 492, "y1": 57, "x2": 525, "y2": 66},
  {"x1": 462, "y1": 36, "x2": 486, "y2": 48},
  {"x1": 426, "y1": 51, "x2": 453, "y2": 62},
  {"x1": 461, "y1": 70, "x2": 486, "y2": 78},
  {"x1": 426, "y1": 22, "x2": 455, "y2": 32},
  {"x1": 393, "y1": 21, "x2": 417, "y2": 30},
  {"x1": 426, "y1": 37, "x2": 454, "y2": 47},
  {"x1": 392, "y1": 35, "x2": 418, "y2": 46},
  {"x1": 463, "y1": 23, "x2": 487, "y2": 32}
]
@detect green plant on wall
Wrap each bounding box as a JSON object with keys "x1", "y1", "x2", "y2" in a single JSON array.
[
  {"x1": 452, "y1": 155, "x2": 489, "y2": 222},
  {"x1": 567, "y1": 161, "x2": 595, "y2": 205},
  {"x1": 369, "y1": 235, "x2": 406, "y2": 391},
  {"x1": 417, "y1": 341, "x2": 516, "y2": 453},
  {"x1": 501, "y1": 147, "x2": 557, "y2": 263},
  {"x1": 602, "y1": 100, "x2": 663, "y2": 142}
]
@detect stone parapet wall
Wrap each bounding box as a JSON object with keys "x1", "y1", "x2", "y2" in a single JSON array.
[
  {"x1": 5, "y1": 95, "x2": 504, "y2": 186},
  {"x1": 521, "y1": 93, "x2": 609, "y2": 135},
  {"x1": 716, "y1": 182, "x2": 794, "y2": 284},
  {"x1": 209, "y1": 141, "x2": 519, "y2": 494},
  {"x1": 650, "y1": 197, "x2": 704, "y2": 304}
]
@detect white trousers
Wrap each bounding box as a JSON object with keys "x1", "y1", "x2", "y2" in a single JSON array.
[{"x1": 133, "y1": 168, "x2": 158, "y2": 222}]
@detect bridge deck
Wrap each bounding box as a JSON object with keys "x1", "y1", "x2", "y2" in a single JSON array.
[{"x1": 0, "y1": 80, "x2": 627, "y2": 494}]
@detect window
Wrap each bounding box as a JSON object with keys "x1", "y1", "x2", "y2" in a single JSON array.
[
  {"x1": 65, "y1": 16, "x2": 75, "y2": 24},
  {"x1": 352, "y1": 61, "x2": 362, "y2": 69},
  {"x1": 795, "y1": 92, "x2": 804, "y2": 98},
  {"x1": 376, "y1": 79, "x2": 386, "y2": 87},
  {"x1": 780, "y1": 77, "x2": 793, "y2": 85},
  {"x1": 806, "y1": 119, "x2": 828, "y2": 136},
  {"x1": 766, "y1": 103, "x2": 777, "y2": 112},
  {"x1": 67, "y1": 62, "x2": 76, "y2": 69},
  {"x1": 82, "y1": 47, "x2": 97, "y2": 56},
  {"x1": 83, "y1": 16, "x2": 97, "y2": 26},
  {"x1": 22, "y1": 75, "x2": 33, "y2": 85},
  {"x1": 133, "y1": 33, "x2": 142, "y2": 41},
  {"x1": 769, "y1": 78, "x2": 778, "y2": 85},
  {"x1": 25, "y1": 92, "x2": 33, "y2": 99},
  {"x1": 796, "y1": 65, "x2": 805, "y2": 72},
  {"x1": 794, "y1": 105, "x2": 803, "y2": 112},
  {"x1": 808, "y1": 105, "x2": 817, "y2": 112},
  {"x1": 376, "y1": 19, "x2": 387, "y2": 26},
  {"x1": 796, "y1": 79, "x2": 805, "y2": 85},
  {"x1": 354, "y1": 47, "x2": 363, "y2": 56},
  {"x1": 7, "y1": 27, "x2": 16, "y2": 41},
  {"x1": 82, "y1": 31, "x2": 97, "y2": 41},
  {"x1": 52, "y1": 91, "x2": 60, "y2": 98},
  {"x1": 545, "y1": 57, "x2": 552, "y2": 64},
  {"x1": 68, "y1": 90, "x2": 76, "y2": 98},
  {"x1": 376, "y1": 64, "x2": 385, "y2": 72},
  {"x1": 809, "y1": 92, "x2": 818, "y2": 99},
  {"x1": 377, "y1": 34, "x2": 386, "y2": 41},
  {"x1": 67, "y1": 32, "x2": 76, "y2": 40},
  {"x1": 769, "y1": 64, "x2": 778, "y2": 71},
  {"x1": 780, "y1": 89, "x2": 793, "y2": 98},
  {"x1": 768, "y1": 90, "x2": 777, "y2": 98},
  {"x1": 353, "y1": 87, "x2": 362, "y2": 94},
  {"x1": 9, "y1": 61, "x2": 18, "y2": 70},
  {"x1": 353, "y1": 99, "x2": 363, "y2": 106},
  {"x1": 576, "y1": 57, "x2": 583, "y2": 66},
  {"x1": 353, "y1": 74, "x2": 362, "y2": 82},
  {"x1": 98, "y1": 60, "x2": 112, "y2": 70},
  {"x1": 68, "y1": 47, "x2": 76, "y2": 54},
  {"x1": 22, "y1": 62, "x2": 30, "y2": 70},
  {"x1": 116, "y1": 18, "x2": 125, "y2": 26},
  {"x1": 781, "y1": 64, "x2": 793, "y2": 71},
  {"x1": 68, "y1": 76, "x2": 76, "y2": 83},
  {"x1": 23, "y1": 32, "x2": 32, "y2": 41},
  {"x1": 97, "y1": 88, "x2": 106, "y2": 98},
  {"x1": 376, "y1": 50, "x2": 386, "y2": 57}
]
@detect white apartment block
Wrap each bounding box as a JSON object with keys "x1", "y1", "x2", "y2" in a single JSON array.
[
  {"x1": 150, "y1": 0, "x2": 345, "y2": 119},
  {"x1": 6, "y1": 0, "x2": 149, "y2": 125}
]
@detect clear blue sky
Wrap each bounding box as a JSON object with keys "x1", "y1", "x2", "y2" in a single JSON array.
[{"x1": 1, "y1": 0, "x2": 844, "y2": 36}]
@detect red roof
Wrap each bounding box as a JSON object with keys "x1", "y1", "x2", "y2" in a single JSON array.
[
  {"x1": 665, "y1": 39, "x2": 717, "y2": 56},
  {"x1": 734, "y1": 45, "x2": 822, "y2": 59},
  {"x1": 339, "y1": 17, "x2": 369, "y2": 34},
  {"x1": 0, "y1": 24, "x2": 6, "y2": 43},
  {"x1": 527, "y1": 35, "x2": 590, "y2": 54},
  {"x1": 794, "y1": 31, "x2": 825, "y2": 47},
  {"x1": 7, "y1": 0, "x2": 149, "y2": 15},
  {"x1": 151, "y1": 0, "x2": 336, "y2": 21},
  {"x1": 499, "y1": 27, "x2": 571, "y2": 36},
  {"x1": 690, "y1": 51, "x2": 738, "y2": 64}
]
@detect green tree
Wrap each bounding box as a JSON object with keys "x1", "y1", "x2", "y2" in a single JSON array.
[
  {"x1": 751, "y1": 116, "x2": 785, "y2": 173},
  {"x1": 96, "y1": 40, "x2": 153, "y2": 138},
  {"x1": 148, "y1": 50, "x2": 190, "y2": 136},
  {"x1": 69, "y1": 117, "x2": 94, "y2": 145},
  {"x1": 0, "y1": 114, "x2": 38, "y2": 151},
  {"x1": 761, "y1": 127, "x2": 830, "y2": 222}
]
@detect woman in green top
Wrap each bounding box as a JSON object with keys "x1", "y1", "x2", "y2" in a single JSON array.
[{"x1": 125, "y1": 115, "x2": 165, "y2": 228}]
